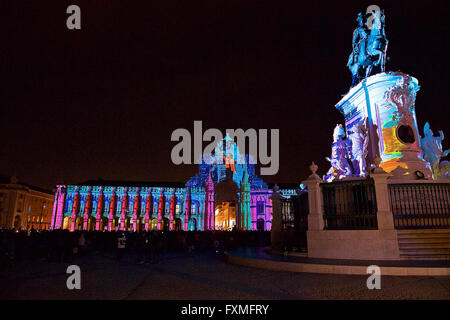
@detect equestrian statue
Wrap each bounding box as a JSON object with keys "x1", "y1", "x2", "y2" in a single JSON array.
[{"x1": 347, "y1": 7, "x2": 388, "y2": 87}]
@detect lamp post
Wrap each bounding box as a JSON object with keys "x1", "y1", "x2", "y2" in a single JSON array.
[
  {"x1": 26, "y1": 202, "x2": 31, "y2": 232},
  {"x1": 39, "y1": 200, "x2": 45, "y2": 231}
]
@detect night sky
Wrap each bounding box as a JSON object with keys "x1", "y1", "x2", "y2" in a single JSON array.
[{"x1": 2, "y1": 0, "x2": 449, "y2": 189}]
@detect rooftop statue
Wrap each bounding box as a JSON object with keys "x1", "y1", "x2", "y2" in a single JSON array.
[
  {"x1": 347, "y1": 7, "x2": 388, "y2": 87},
  {"x1": 420, "y1": 122, "x2": 450, "y2": 179}
]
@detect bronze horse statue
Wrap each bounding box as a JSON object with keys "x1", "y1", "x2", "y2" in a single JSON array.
[{"x1": 347, "y1": 10, "x2": 388, "y2": 87}]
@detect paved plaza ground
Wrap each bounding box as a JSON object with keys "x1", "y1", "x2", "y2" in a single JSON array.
[{"x1": 0, "y1": 250, "x2": 449, "y2": 300}]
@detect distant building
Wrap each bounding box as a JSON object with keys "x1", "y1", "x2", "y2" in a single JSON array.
[
  {"x1": 0, "y1": 175, "x2": 54, "y2": 230},
  {"x1": 51, "y1": 137, "x2": 306, "y2": 232}
]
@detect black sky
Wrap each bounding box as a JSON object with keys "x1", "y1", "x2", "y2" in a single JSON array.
[{"x1": 1, "y1": 0, "x2": 449, "y2": 189}]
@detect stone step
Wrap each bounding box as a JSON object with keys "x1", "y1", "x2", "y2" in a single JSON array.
[
  {"x1": 397, "y1": 230, "x2": 450, "y2": 260},
  {"x1": 397, "y1": 229, "x2": 450, "y2": 234},
  {"x1": 399, "y1": 254, "x2": 450, "y2": 260},
  {"x1": 398, "y1": 238, "x2": 450, "y2": 244},
  {"x1": 399, "y1": 248, "x2": 450, "y2": 255},
  {"x1": 399, "y1": 242, "x2": 450, "y2": 249},
  {"x1": 397, "y1": 232, "x2": 450, "y2": 239}
]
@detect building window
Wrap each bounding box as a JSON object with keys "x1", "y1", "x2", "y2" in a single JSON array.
[
  {"x1": 79, "y1": 201, "x2": 85, "y2": 214},
  {"x1": 104, "y1": 200, "x2": 110, "y2": 214},
  {"x1": 66, "y1": 199, "x2": 73, "y2": 213},
  {"x1": 165, "y1": 201, "x2": 170, "y2": 214}
]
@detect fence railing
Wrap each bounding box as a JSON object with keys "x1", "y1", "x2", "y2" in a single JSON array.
[
  {"x1": 321, "y1": 178, "x2": 378, "y2": 230},
  {"x1": 388, "y1": 183, "x2": 450, "y2": 229}
]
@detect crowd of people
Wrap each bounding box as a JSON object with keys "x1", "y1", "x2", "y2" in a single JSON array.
[{"x1": 0, "y1": 228, "x2": 270, "y2": 269}]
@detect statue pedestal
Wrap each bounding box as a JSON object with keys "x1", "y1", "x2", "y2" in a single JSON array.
[{"x1": 336, "y1": 72, "x2": 432, "y2": 180}]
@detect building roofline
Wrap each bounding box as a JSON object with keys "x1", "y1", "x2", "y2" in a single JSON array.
[{"x1": 75, "y1": 180, "x2": 186, "y2": 188}]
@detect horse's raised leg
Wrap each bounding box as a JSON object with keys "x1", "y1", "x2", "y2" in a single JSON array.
[
  {"x1": 381, "y1": 53, "x2": 386, "y2": 72},
  {"x1": 365, "y1": 65, "x2": 372, "y2": 79}
]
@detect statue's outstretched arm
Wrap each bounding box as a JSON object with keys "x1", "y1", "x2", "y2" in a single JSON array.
[{"x1": 439, "y1": 130, "x2": 444, "y2": 140}]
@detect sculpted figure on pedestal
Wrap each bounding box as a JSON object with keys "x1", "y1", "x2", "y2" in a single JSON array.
[
  {"x1": 350, "y1": 118, "x2": 370, "y2": 176},
  {"x1": 324, "y1": 124, "x2": 353, "y2": 181},
  {"x1": 420, "y1": 122, "x2": 450, "y2": 179}
]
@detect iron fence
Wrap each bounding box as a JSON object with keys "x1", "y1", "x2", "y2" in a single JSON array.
[
  {"x1": 388, "y1": 183, "x2": 450, "y2": 229},
  {"x1": 321, "y1": 178, "x2": 377, "y2": 230}
]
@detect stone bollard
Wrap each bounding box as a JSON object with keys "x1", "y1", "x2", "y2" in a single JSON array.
[{"x1": 301, "y1": 162, "x2": 324, "y2": 231}]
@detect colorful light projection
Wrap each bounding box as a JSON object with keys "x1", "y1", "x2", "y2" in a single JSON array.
[
  {"x1": 333, "y1": 72, "x2": 432, "y2": 180},
  {"x1": 51, "y1": 135, "x2": 301, "y2": 232}
]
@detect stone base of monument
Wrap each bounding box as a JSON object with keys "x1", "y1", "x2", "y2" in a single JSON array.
[
  {"x1": 335, "y1": 72, "x2": 432, "y2": 180},
  {"x1": 224, "y1": 247, "x2": 450, "y2": 276}
]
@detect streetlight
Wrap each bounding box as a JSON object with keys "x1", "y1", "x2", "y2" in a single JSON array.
[{"x1": 39, "y1": 200, "x2": 46, "y2": 231}]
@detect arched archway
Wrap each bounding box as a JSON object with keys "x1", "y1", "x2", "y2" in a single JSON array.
[
  {"x1": 214, "y1": 179, "x2": 239, "y2": 230},
  {"x1": 174, "y1": 218, "x2": 182, "y2": 231},
  {"x1": 150, "y1": 218, "x2": 158, "y2": 230},
  {"x1": 88, "y1": 217, "x2": 96, "y2": 231},
  {"x1": 257, "y1": 218, "x2": 265, "y2": 231},
  {"x1": 100, "y1": 217, "x2": 108, "y2": 231},
  {"x1": 125, "y1": 217, "x2": 132, "y2": 231},
  {"x1": 136, "y1": 217, "x2": 144, "y2": 232},
  {"x1": 111, "y1": 217, "x2": 119, "y2": 231},
  {"x1": 75, "y1": 217, "x2": 83, "y2": 231},
  {"x1": 63, "y1": 216, "x2": 72, "y2": 230},
  {"x1": 14, "y1": 215, "x2": 22, "y2": 230},
  {"x1": 189, "y1": 218, "x2": 197, "y2": 231},
  {"x1": 162, "y1": 218, "x2": 170, "y2": 232}
]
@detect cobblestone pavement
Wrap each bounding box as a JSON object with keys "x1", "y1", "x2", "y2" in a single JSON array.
[{"x1": 0, "y1": 251, "x2": 449, "y2": 300}]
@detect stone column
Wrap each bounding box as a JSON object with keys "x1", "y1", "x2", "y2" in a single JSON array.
[
  {"x1": 370, "y1": 157, "x2": 395, "y2": 230},
  {"x1": 184, "y1": 187, "x2": 190, "y2": 231},
  {"x1": 240, "y1": 172, "x2": 251, "y2": 230},
  {"x1": 83, "y1": 187, "x2": 91, "y2": 230},
  {"x1": 70, "y1": 187, "x2": 79, "y2": 232},
  {"x1": 169, "y1": 189, "x2": 175, "y2": 231},
  {"x1": 270, "y1": 184, "x2": 282, "y2": 250},
  {"x1": 120, "y1": 188, "x2": 127, "y2": 230},
  {"x1": 144, "y1": 191, "x2": 151, "y2": 231},
  {"x1": 96, "y1": 188, "x2": 103, "y2": 231},
  {"x1": 55, "y1": 186, "x2": 66, "y2": 229},
  {"x1": 108, "y1": 188, "x2": 115, "y2": 231},
  {"x1": 132, "y1": 188, "x2": 140, "y2": 232},
  {"x1": 158, "y1": 190, "x2": 164, "y2": 230},
  {"x1": 301, "y1": 162, "x2": 324, "y2": 231},
  {"x1": 205, "y1": 172, "x2": 215, "y2": 230},
  {"x1": 51, "y1": 189, "x2": 58, "y2": 230}
]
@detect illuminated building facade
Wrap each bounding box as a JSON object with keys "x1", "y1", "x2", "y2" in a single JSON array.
[
  {"x1": 50, "y1": 138, "x2": 301, "y2": 232},
  {"x1": 0, "y1": 175, "x2": 54, "y2": 230}
]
